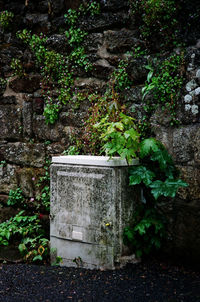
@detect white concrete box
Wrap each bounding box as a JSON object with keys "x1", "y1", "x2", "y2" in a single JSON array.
[{"x1": 50, "y1": 155, "x2": 140, "y2": 269}]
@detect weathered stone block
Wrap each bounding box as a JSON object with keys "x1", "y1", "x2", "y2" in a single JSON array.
[
  {"x1": 9, "y1": 75, "x2": 41, "y2": 93},
  {"x1": 80, "y1": 12, "x2": 129, "y2": 32},
  {"x1": 194, "y1": 126, "x2": 200, "y2": 164},
  {"x1": 0, "y1": 142, "x2": 45, "y2": 168},
  {"x1": 16, "y1": 167, "x2": 35, "y2": 198},
  {"x1": 0, "y1": 104, "x2": 22, "y2": 139},
  {"x1": 177, "y1": 166, "x2": 200, "y2": 200},
  {"x1": 46, "y1": 143, "x2": 65, "y2": 157},
  {"x1": 0, "y1": 164, "x2": 18, "y2": 194},
  {"x1": 83, "y1": 33, "x2": 103, "y2": 53},
  {"x1": 104, "y1": 29, "x2": 141, "y2": 53},
  {"x1": 100, "y1": 0, "x2": 129, "y2": 11},
  {"x1": 32, "y1": 115, "x2": 65, "y2": 142},
  {"x1": 173, "y1": 125, "x2": 198, "y2": 163},
  {"x1": 126, "y1": 57, "x2": 148, "y2": 84},
  {"x1": 50, "y1": 156, "x2": 140, "y2": 270},
  {"x1": 23, "y1": 101, "x2": 32, "y2": 138},
  {"x1": 0, "y1": 205, "x2": 18, "y2": 224}
]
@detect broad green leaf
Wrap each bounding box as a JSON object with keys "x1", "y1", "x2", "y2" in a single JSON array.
[
  {"x1": 18, "y1": 243, "x2": 26, "y2": 253},
  {"x1": 139, "y1": 138, "x2": 160, "y2": 158},
  {"x1": 129, "y1": 166, "x2": 155, "y2": 186},
  {"x1": 147, "y1": 71, "x2": 153, "y2": 82},
  {"x1": 150, "y1": 148, "x2": 174, "y2": 172},
  {"x1": 124, "y1": 128, "x2": 140, "y2": 140},
  {"x1": 33, "y1": 255, "x2": 43, "y2": 261},
  {"x1": 150, "y1": 178, "x2": 188, "y2": 200}
]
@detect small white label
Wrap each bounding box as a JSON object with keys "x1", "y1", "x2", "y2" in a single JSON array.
[{"x1": 72, "y1": 231, "x2": 83, "y2": 241}]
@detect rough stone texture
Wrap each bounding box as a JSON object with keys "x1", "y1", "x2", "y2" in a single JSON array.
[
  {"x1": 32, "y1": 115, "x2": 68, "y2": 142},
  {"x1": 0, "y1": 142, "x2": 45, "y2": 167},
  {"x1": 104, "y1": 29, "x2": 141, "y2": 53},
  {"x1": 80, "y1": 12, "x2": 129, "y2": 32},
  {"x1": 194, "y1": 126, "x2": 200, "y2": 164},
  {"x1": 9, "y1": 75, "x2": 41, "y2": 93},
  {"x1": 23, "y1": 101, "x2": 32, "y2": 139},
  {"x1": 0, "y1": 205, "x2": 19, "y2": 224},
  {"x1": 0, "y1": 164, "x2": 18, "y2": 194},
  {"x1": 50, "y1": 159, "x2": 140, "y2": 269},
  {"x1": 0, "y1": 104, "x2": 22, "y2": 140},
  {"x1": 177, "y1": 166, "x2": 200, "y2": 201},
  {"x1": 172, "y1": 125, "x2": 199, "y2": 163},
  {"x1": 16, "y1": 167, "x2": 35, "y2": 198}
]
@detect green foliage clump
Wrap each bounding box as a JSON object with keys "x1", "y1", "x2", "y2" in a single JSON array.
[
  {"x1": 7, "y1": 188, "x2": 25, "y2": 207},
  {"x1": 141, "y1": 53, "x2": 184, "y2": 134},
  {"x1": 10, "y1": 58, "x2": 25, "y2": 78},
  {"x1": 129, "y1": 138, "x2": 187, "y2": 199},
  {"x1": 130, "y1": 0, "x2": 178, "y2": 48},
  {"x1": 0, "y1": 211, "x2": 49, "y2": 263},
  {"x1": 111, "y1": 59, "x2": 132, "y2": 92},
  {"x1": 0, "y1": 77, "x2": 6, "y2": 91},
  {"x1": 14, "y1": 3, "x2": 100, "y2": 125},
  {"x1": 124, "y1": 205, "x2": 165, "y2": 258},
  {"x1": 0, "y1": 10, "x2": 14, "y2": 31},
  {"x1": 43, "y1": 101, "x2": 60, "y2": 125},
  {"x1": 36, "y1": 159, "x2": 51, "y2": 212},
  {"x1": 98, "y1": 111, "x2": 187, "y2": 257},
  {"x1": 98, "y1": 112, "x2": 140, "y2": 164},
  {"x1": 125, "y1": 138, "x2": 187, "y2": 257}
]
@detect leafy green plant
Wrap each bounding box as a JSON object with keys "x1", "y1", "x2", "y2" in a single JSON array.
[
  {"x1": 141, "y1": 53, "x2": 184, "y2": 128},
  {"x1": 0, "y1": 211, "x2": 49, "y2": 262},
  {"x1": 36, "y1": 159, "x2": 50, "y2": 212},
  {"x1": 111, "y1": 59, "x2": 132, "y2": 92},
  {"x1": 125, "y1": 137, "x2": 188, "y2": 257},
  {"x1": 10, "y1": 58, "x2": 25, "y2": 78},
  {"x1": 14, "y1": 3, "x2": 100, "y2": 125},
  {"x1": 130, "y1": 0, "x2": 178, "y2": 48},
  {"x1": 0, "y1": 160, "x2": 6, "y2": 168},
  {"x1": 123, "y1": 205, "x2": 166, "y2": 258},
  {"x1": 43, "y1": 101, "x2": 60, "y2": 125},
  {"x1": 99, "y1": 110, "x2": 188, "y2": 258},
  {"x1": 7, "y1": 188, "x2": 25, "y2": 207},
  {"x1": 0, "y1": 77, "x2": 6, "y2": 89},
  {"x1": 98, "y1": 112, "x2": 140, "y2": 164},
  {"x1": 0, "y1": 10, "x2": 14, "y2": 31},
  {"x1": 129, "y1": 138, "x2": 188, "y2": 199}
]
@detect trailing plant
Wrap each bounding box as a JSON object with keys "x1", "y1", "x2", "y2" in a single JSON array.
[
  {"x1": 123, "y1": 204, "x2": 166, "y2": 258},
  {"x1": 97, "y1": 112, "x2": 140, "y2": 164},
  {"x1": 68, "y1": 86, "x2": 130, "y2": 156},
  {"x1": 98, "y1": 108, "x2": 188, "y2": 257},
  {"x1": 0, "y1": 77, "x2": 6, "y2": 93},
  {"x1": 36, "y1": 159, "x2": 51, "y2": 212},
  {"x1": 0, "y1": 211, "x2": 49, "y2": 263},
  {"x1": 14, "y1": 3, "x2": 100, "y2": 125},
  {"x1": 7, "y1": 188, "x2": 25, "y2": 207},
  {"x1": 141, "y1": 53, "x2": 184, "y2": 129},
  {"x1": 0, "y1": 10, "x2": 14, "y2": 31},
  {"x1": 111, "y1": 59, "x2": 132, "y2": 92},
  {"x1": 130, "y1": 0, "x2": 179, "y2": 48},
  {"x1": 10, "y1": 58, "x2": 26, "y2": 78}
]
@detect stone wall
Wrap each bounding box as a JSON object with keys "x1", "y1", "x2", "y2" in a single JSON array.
[{"x1": 0, "y1": 0, "x2": 200, "y2": 263}]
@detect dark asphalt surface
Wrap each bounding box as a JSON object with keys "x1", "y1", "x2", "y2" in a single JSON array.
[{"x1": 0, "y1": 259, "x2": 199, "y2": 302}]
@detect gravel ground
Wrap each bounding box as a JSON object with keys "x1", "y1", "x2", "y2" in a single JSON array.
[{"x1": 0, "y1": 259, "x2": 199, "y2": 302}]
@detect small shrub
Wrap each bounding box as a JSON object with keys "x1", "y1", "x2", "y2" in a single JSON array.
[
  {"x1": 7, "y1": 188, "x2": 24, "y2": 207},
  {"x1": 0, "y1": 10, "x2": 14, "y2": 31}
]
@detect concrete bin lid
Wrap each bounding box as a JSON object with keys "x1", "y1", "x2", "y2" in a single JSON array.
[{"x1": 52, "y1": 155, "x2": 139, "y2": 167}]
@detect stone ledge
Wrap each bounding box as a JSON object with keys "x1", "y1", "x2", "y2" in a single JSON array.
[{"x1": 52, "y1": 155, "x2": 139, "y2": 167}]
